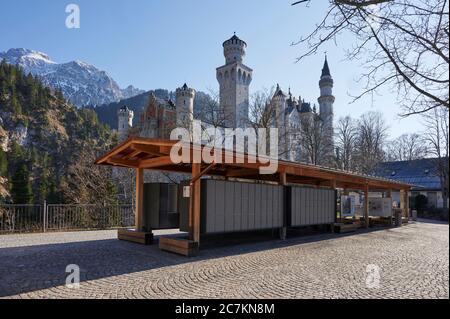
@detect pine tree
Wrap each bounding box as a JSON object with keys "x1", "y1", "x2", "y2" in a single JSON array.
[
  {"x1": 11, "y1": 164, "x2": 33, "y2": 204},
  {"x1": 0, "y1": 148, "x2": 7, "y2": 176}
]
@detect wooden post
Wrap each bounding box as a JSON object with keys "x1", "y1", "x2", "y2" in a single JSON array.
[
  {"x1": 400, "y1": 189, "x2": 406, "y2": 218},
  {"x1": 135, "y1": 167, "x2": 144, "y2": 231},
  {"x1": 331, "y1": 180, "x2": 337, "y2": 224},
  {"x1": 192, "y1": 163, "x2": 201, "y2": 244},
  {"x1": 364, "y1": 184, "x2": 369, "y2": 228},
  {"x1": 403, "y1": 189, "x2": 410, "y2": 219},
  {"x1": 279, "y1": 171, "x2": 287, "y2": 240},
  {"x1": 387, "y1": 189, "x2": 393, "y2": 225}
]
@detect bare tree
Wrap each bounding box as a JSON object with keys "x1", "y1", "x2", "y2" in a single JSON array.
[
  {"x1": 63, "y1": 148, "x2": 118, "y2": 205},
  {"x1": 335, "y1": 115, "x2": 358, "y2": 170},
  {"x1": 247, "y1": 89, "x2": 277, "y2": 131},
  {"x1": 292, "y1": 0, "x2": 449, "y2": 115},
  {"x1": 422, "y1": 106, "x2": 449, "y2": 208},
  {"x1": 298, "y1": 108, "x2": 334, "y2": 165},
  {"x1": 354, "y1": 111, "x2": 388, "y2": 174},
  {"x1": 385, "y1": 133, "x2": 428, "y2": 161},
  {"x1": 197, "y1": 89, "x2": 229, "y2": 129},
  {"x1": 114, "y1": 168, "x2": 135, "y2": 204},
  {"x1": 247, "y1": 88, "x2": 300, "y2": 159}
]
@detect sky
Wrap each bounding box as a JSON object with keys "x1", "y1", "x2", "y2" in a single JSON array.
[{"x1": 0, "y1": 0, "x2": 426, "y2": 138}]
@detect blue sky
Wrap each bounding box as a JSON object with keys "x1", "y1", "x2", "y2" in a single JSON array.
[{"x1": 0, "y1": 0, "x2": 425, "y2": 137}]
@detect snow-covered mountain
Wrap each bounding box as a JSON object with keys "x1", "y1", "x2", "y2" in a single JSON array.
[{"x1": 0, "y1": 48, "x2": 144, "y2": 107}]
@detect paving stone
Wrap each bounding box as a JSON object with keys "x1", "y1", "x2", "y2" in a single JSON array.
[{"x1": 0, "y1": 221, "x2": 448, "y2": 299}]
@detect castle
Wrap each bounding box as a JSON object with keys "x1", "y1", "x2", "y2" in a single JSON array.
[{"x1": 118, "y1": 34, "x2": 335, "y2": 163}]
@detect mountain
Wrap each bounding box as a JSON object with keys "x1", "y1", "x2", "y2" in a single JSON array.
[
  {"x1": 0, "y1": 61, "x2": 117, "y2": 204},
  {"x1": 0, "y1": 48, "x2": 144, "y2": 107},
  {"x1": 93, "y1": 89, "x2": 213, "y2": 130}
]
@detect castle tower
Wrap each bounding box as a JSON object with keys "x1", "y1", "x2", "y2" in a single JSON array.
[
  {"x1": 117, "y1": 105, "x2": 133, "y2": 141},
  {"x1": 318, "y1": 56, "x2": 335, "y2": 159},
  {"x1": 272, "y1": 84, "x2": 288, "y2": 159},
  {"x1": 175, "y1": 83, "x2": 195, "y2": 129},
  {"x1": 318, "y1": 56, "x2": 335, "y2": 130},
  {"x1": 216, "y1": 34, "x2": 253, "y2": 128}
]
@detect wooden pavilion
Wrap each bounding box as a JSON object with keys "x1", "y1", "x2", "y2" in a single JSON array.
[{"x1": 95, "y1": 137, "x2": 412, "y2": 256}]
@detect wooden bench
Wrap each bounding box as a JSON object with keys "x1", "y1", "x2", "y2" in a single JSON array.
[
  {"x1": 118, "y1": 229, "x2": 153, "y2": 245},
  {"x1": 159, "y1": 237, "x2": 199, "y2": 257},
  {"x1": 334, "y1": 223, "x2": 360, "y2": 233}
]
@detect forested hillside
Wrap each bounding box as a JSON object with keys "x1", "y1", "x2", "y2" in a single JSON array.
[{"x1": 0, "y1": 61, "x2": 118, "y2": 204}]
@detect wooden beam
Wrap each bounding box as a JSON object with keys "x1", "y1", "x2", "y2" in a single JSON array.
[
  {"x1": 123, "y1": 149, "x2": 142, "y2": 160},
  {"x1": 400, "y1": 189, "x2": 405, "y2": 218},
  {"x1": 400, "y1": 189, "x2": 409, "y2": 219},
  {"x1": 191, "y1": 162, "x2": 216, "y2": 184},
  {"x1": 106, "y1": 156, "x2": 140, "y2": 168},
  {"x1": 279, "y1": 171, "x2": 287, "y2": 186},
  {"x1": 96, "y1": 138, "x2": 413, "y2": 191},
  {"x1": 133, "y1": 144, "x2": 167, "y2": 157},
  {"x1": 364, "y1": 183, "x2": 369, "y2": 228},
  {"x1": 135, "y1": 168, "x2": 144, "y2": 231},
  {"x1": 279, "y1": 171, "x2": 287, "y2": 240},
  {"x1": 192, "y1": 163, "x2": 201, "y2": 244},
  {"x1": 331, "y1": 179, "x2": 337, "y2": 189},
  {"x1": 95, "y1": 139, "x2": 133, "y2": 164},
  {"x1": 225, "y1": 168, "x2": 258, "y2": 178},
  {"x1": 405, "y1": 190, "x2": 410, "y2": 219},
  {"x1": 139, "y1": 156, "x2": 173, "y2": 168}
]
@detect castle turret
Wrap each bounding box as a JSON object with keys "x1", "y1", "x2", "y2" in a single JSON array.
[
  {"x1": 272, "y1": 84, "x2": 287, "y2": 122},
  {"x1": 272, "y1": 84, "x2": 288, "y2": 159},
  {"x1": 318, "y1": 56, "x2": 335, "y2": 123},
  {"x1": 117, "y1": 105, "x2": 133, "y2": 141},
  {"x1": 175, "y1": 83, "x2": 195, "y2": 129},
  {"x1": 318, "y1": 56, "x2": 335, "y2": 160},
  {"x1": 216, "y1": 33, "x2": 253, "y2": 128}
]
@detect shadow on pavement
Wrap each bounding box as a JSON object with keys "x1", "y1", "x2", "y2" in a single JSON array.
[{"x1": 0, "y1": 223, "x2": 411, "y2": 297}]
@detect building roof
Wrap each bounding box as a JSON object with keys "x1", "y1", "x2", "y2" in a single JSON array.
[
  {"x1": 223, "y1": 33, "x2": 247, "y2": 47},
  {"x1": 321, "y1": 57, "x2": 331, "y2": 77},
  {"x1": 298, "y1": 102, "x2": 312, "y2": 113},
  {"x1": 274, "y1": 84, "x2": 286, "y2": 97},
  {"x1": 374, "y1": 158, "x2": 446, "y2": 191},
  {"x1": 95, "y1": 137, "x2": 413, "y2": 191}
]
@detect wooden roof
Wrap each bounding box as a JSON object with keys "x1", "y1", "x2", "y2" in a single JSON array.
[{"x1": 95, "y1": 137, "x2": 412, "y2": 191}]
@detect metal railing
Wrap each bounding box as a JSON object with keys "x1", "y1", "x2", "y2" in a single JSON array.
[{"x1": 0, "y1": 203, "x2": 134, "y2": 234}]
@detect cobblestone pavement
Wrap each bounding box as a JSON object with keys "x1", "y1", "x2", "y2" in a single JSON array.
[{"x1": 0, "y1": 220, "x2": 448, "y2": 299}]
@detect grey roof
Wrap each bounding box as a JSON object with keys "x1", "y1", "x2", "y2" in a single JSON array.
[
  {"x1": 374, "y1": 158, "x2": 446, "y2": 190},
  {"x1": 223, "y1": 33, "x2": 247, "y2": 47},
  {"x1": 274, "y1": 84, "x2": 286, "y2": 97},
  {"x1": 298, "y1": 102, "x2": 312, "y2": 113},
  {"x1": 321, "y1": 57, "x2": 331, "y2": 77},
  {"x1": 285, "y1": 104, "x2": 295, "y2": 115}
]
